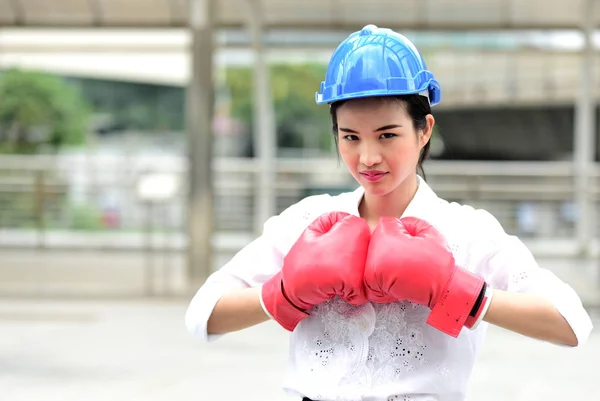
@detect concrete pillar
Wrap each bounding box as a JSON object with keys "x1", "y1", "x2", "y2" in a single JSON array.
[
  {"x1": 186, "y1": 0, "x2": 216, "y2": 283},
  {"x1": 246, "y1": 0, "x2": 277, "y2": 234},
  {"x1": 573, "y1": 0, "x2": 597, "y2": 256}
]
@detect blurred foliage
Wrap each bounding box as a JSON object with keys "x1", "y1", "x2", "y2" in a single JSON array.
[
  {"x1": 70, "y1": 63, "x2": 333, "y2": 154},
  {"x1": 0, "y1": 68, "x2": 90, "y2": 154},
  {"x1": 224, "y1": 63, "x2": 332, "y2": 153},
  {"x1": 69, "y1": 203, "x2": 103, "y2": 231},
  {"x1": 0, "y1": 191, "x2": 35, "y2": 228},
  {"x1": 0, "y1": 182, "x2": 67, "y2": 229}
]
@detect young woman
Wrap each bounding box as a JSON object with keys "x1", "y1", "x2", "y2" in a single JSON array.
[{"x1": 185, "y1": 25, "x2": 593, "y2": 401}]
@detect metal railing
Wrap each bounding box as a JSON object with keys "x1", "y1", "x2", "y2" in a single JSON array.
[{"x1": 0, "y1": 154, "x2": 598, "y2": 253}]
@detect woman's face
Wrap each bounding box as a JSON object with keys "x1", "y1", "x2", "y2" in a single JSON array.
[{"x1": 336, "y1": 97, "x2": 434, "y2": 197}]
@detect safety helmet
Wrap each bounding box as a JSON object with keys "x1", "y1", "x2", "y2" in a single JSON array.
[{"x1": 316, "y1": 24, "x2": 441, "y2": 106}]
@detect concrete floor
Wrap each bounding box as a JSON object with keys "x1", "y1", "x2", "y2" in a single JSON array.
[{"x1": 0, "y1": 299, "x2": 597, "y2": 401}]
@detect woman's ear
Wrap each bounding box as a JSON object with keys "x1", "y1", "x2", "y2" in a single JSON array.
[{"x1": 420, "y1": 114, "x2": 435, "y2": 148}]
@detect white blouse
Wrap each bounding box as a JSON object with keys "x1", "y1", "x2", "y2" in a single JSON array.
[{"x1": 185, "y1": 177, "x2": 593, "y2": 401}]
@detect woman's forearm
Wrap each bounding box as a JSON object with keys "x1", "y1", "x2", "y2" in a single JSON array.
[
  {"x1": 207, "y1": 287, "x2": 270, "y2": 335},
  {"x1": 483, "y1": 289, "x2": 578, "y2": 346}
]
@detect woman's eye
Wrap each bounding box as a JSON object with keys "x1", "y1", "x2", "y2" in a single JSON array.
[
  {"x1": 343, "y1": 135, "x2": 359, "y2": 141},
  {"x1": 380, "y1": 133, "x2": 397, "y2": 139}
]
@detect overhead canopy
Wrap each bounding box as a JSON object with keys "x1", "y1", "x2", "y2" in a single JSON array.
[{"x1": 0, "y1": 0, "x2": 598, "y2": 30}]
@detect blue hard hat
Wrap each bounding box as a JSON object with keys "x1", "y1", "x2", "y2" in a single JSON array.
[{"x1": 316, "y1": 24, "x2": 441, "y2": 106}]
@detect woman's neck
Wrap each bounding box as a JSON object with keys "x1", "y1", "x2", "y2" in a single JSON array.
[{"x1": 359, "y1": 174, "x2": 419, "y2": 227}]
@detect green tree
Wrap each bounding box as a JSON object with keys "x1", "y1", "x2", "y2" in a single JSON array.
[
  {"x1": 225, "y1": 63, "x2": 332, "y2": 154},
  {"x1": 0, "y1": 68, "x2": 90, "y2": 154}
]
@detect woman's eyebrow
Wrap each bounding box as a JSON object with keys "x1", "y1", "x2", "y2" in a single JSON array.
[{"x1": 339, "y1": 124, "x2": 403, "y2": 133}]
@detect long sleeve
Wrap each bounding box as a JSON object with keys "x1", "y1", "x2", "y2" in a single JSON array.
[
  {"x1": 184, "y1": 234, "x2": 284, "y2": 342},
  {"x1": 184, "y1": 193, "x2": 336, "y2": 342},
  {"x1": 470, "y1": 209, "x2": 593, "y2": 347}
]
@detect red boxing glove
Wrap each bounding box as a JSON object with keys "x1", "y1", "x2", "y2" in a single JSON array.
[
  {"x1": 261, "y1": 212, "x2": 371, "y2": 331},
  {"x1": 364, "y1": 216, "x2": 488, "y2": 337}
]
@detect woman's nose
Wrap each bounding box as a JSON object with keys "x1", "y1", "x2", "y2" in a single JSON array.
[{"x1": 359, "y1": 144, "x2": 383, "y2": 167}]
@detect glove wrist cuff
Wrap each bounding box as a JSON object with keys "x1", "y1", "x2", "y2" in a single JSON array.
[
  {"x1": 261, "y1": 273, "x2": 309, "y2": 332},
  {"x1": 465, "y1": 284, "x2": 493, "y2": 330},
  {"x1": 426, "y1": 268, "x2": 486, "y2": 338}
]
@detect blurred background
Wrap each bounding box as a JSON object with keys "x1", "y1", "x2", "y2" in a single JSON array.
[{"x1": 0, "y1": 1, "x2": 599, "y2": 400}]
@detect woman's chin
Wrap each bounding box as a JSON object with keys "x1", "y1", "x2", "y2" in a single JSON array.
[{"x1": 362, "y1": 182, "x2": 393, "y2": 197}]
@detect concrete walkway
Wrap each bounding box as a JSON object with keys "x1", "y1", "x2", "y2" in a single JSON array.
[{"x1": 0, "y1": 299, "x2": 597, "y2": 401}]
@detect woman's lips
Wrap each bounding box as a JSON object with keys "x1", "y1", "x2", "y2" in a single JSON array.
[{"x1": 360, "y1": 171, "x2": 388, "y2": 182}]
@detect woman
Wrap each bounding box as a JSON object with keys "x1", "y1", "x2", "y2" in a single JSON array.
[{"x1": 185, "y1": 25, "x2": 593, "y2": 401}]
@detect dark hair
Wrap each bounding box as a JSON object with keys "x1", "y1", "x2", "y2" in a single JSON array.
[{"x1": 329, "y1": 94, "x2": 432, "y2": 179}]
